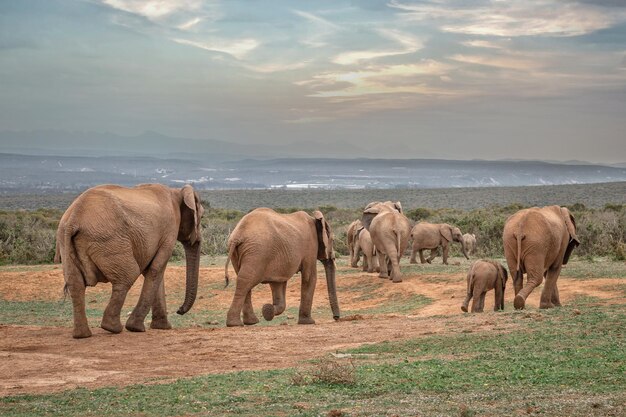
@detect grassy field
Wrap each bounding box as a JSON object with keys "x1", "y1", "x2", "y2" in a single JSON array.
[{"x1": 1, "y1": 300, "x2": 624, "y2": 416}]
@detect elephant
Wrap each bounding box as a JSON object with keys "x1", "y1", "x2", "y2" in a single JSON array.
[
  {"x1": 461, "y1": 260, "x2": 508, "y2": 313},
  {"x1": 54, "y1": 184, "x2": 204, "y2": 338},
  {"x1": 409, "y1": 222, "x2": 469, "y2": 265},
  {"x1": 224, "y1": 208, "x2": 340, "y2": 327},
  {"x1": 346, "y1": 219, "x2": 362, "y2": 268},
  {"x1": 354, "y1": 226, "x2": 378, "y2": 273},
  {"x1": 462, "y1": 233, "x2": 477, "y2": 256},
  {"x1": 361, "y1": 201, "x2": 411, "y2": 283},
  {"x1": 503, "y1": 205, "x2": 579, "y2": 310}
]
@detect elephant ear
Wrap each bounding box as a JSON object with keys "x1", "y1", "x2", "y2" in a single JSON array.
[
  {"x1": 182, "y1": 185, "x2": 202, "y2": 245},
  {"x1": 499, "y1": 264, "x2": 509, "y2": 288},
  {"x1": 362, "y1": 202, "x2": 381, "y2": 231},
  {"x1": 561, "y1": 207, "x2": 579, "y2": 265},
  {"x1": 439, "y1": 224, "x2": 453, "y2": 242},
  {"x1": 314, "y1": 211, "x2": 333, "y2": 260},
  {"x1": 393, "y1": 201, "x2": 403, "y2": 213}
]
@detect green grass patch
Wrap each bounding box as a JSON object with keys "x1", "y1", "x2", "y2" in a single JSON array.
[
  {"x1": 2, "y1": 304, "x2": 624, "y2": 416},
  {"x1": 561, "y1": 258, "x2": 626, "y2": 279}
]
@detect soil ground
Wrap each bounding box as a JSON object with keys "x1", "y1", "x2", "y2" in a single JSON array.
[{"x1": 0, "y1": 261, "x2": 623, "y2": 397}]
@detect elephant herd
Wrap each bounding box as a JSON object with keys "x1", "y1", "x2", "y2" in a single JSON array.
[{"x1": 55, "y1": 184, "x2": 579, "y2": 339}]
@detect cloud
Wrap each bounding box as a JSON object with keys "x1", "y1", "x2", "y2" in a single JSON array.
[
  {"x1": 301, "y1": 60, "x2": 455, "y2": 98},
  {"x1": 292, "y1": 9, "x2": 342, "y2": 48},
  {"x1": 172, "y1": 37, "x2": 259, "y2": 59},
  {"x1": 332, "y1": 29, "x2": 422, "y2": 65},
  {"x1": 389, "y1": 0, "x2": 626, "y2": 37},
  {"x1": 102, "y1": 0, "x2": 203, "y2": 21}
]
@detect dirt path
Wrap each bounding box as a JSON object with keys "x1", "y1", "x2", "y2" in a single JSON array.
[{"x1": 0, "y1": 264, "x2": 623, "y2": 396}]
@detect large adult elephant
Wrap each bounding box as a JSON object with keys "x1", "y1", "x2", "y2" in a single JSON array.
[
  {"x1": 361, "y1": 201, "x2": 411, "y2": 283},
  {"x1": 346, "y1": 219, "x2": 362, "y2": 268},
  {"x1": 224, "y1": 208, "x2": 340, "y2": 327},
  {"x1": 503, "y1": 206, "x2": 579, "y2": 310},
  {"x1": 409, "y1": 222, "x2": 469, "y2": 265},
  {"x1": 55, "y1": 184, "x2": 204, "y2": 338}
]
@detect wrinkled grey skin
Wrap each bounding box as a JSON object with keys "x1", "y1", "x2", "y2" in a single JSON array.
[
  {"x1": 224, "y1": 208, "x2": 340, "y2": 327},
  {"x1": 55, "y1": 184, "x2": 204, "y2": 339}
]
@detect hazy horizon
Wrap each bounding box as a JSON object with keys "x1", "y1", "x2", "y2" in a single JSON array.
[{"x1": 1, "y1": 1, "x2": 626, "y2": 163}]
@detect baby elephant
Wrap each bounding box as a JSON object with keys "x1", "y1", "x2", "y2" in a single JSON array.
[{"x1": 461, "y1": 260, "x2": 508, "y2": 313}]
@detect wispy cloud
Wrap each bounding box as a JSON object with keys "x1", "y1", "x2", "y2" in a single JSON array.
[
  {"x1": 100, "y1": 0, "x2": 220, "y2": 30},
  {"x1": 332, "y1": 29, "x2": 422, "y2": 65},
  {"x1": 389, "y1": 0, "x2": 626, "y2": 37},
  {"x1": 292, "y1": 9, "x2": 342, "y2": 48},
  {"x1": 172, "y1": 37, "x2": 259, "y2": 60},
  {"x1": 300, "y1": 60, "x2": 454, "y2": 98}
]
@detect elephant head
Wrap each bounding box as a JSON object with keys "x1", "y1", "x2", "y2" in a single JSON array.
[
  {"x1": 176, "y1": 185, "x2": 205, "y2": 315},
  {"x1": 314, "y1": 211, "x2": 340, "y2": 320},
  {"x1": 560, "y1": 207, "x2": 579, "y2": 265},
  {"x1": 362, "y1": 201, "x2": 403, "y2": 230},
  {"x1": 440, "y1": 224, "x2": 469, "y2": 259}
]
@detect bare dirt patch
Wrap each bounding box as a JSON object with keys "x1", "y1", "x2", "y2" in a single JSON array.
[{"x1": 0, "y1": 262, "x2": 623, "y2": 396}]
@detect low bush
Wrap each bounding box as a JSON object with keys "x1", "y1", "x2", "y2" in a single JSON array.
[{"x1": 0, "y1": 202, "x2": 624, "y2": 264}]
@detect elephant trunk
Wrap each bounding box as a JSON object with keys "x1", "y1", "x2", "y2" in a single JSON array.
[
  {"x1": 323, "y1": 259, "x2": 340, "y2": 320},
  {"x1": 177, "y1": 242, "x2": 201, "y2": 315},
  {"x1": 460, "y1": 240, "x2": 470, "y2": 260}
]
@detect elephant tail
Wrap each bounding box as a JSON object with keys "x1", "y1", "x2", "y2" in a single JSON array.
[
  {"x1": 224, "y1": 240, "x2": 238, "y2": 288},
  {"x1": 58, "y1": 223, "x2": 84, "y2": 297},
  {"x1": 514, "y1": 227, "x2": 525, "y2": 273},
  {"x1": 224, "y1": 256, "x2": 231, "y2": 288}
]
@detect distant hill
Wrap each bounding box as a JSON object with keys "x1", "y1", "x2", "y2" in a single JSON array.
[{"x1": 0, "y1": 152, "x2": 625, "y2": 193}]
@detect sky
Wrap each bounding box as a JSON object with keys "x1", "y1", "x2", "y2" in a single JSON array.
[{"x1": 1, "y1": 0, "x2": 625, "y2": 163}]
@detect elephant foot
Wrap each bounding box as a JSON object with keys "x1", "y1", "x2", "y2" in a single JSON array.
[
  {"x1": 461, "y1": 305, "x2": 468, "y2": 313},
  {"x1": 378, "y1": 273, "x2": 389, "y2": 279},
  {"x1": 539, "y1": 302, "x2": 555, "y2": 309},
  {"x1": 514, "y1": 295, "x2": 526, "y2": 310},
  {"x1": 226, "y1": 317, "x2": 244, "y2": 327},
  {"x1": 150, "y1": 318, "x2": 172, "y2": 330},
  {"x1": 391, "y1": 278, "x2": 403, "y2": 283},
  {"x1": 101, "y1": 318, "x2": 124, "y2": 334},
  {"x1": 409, "y1": 259, "x2": 417, "y2": 264},
  {"x1": 350, "y1": 263, "x2": 359, "y2": 268},
  {"x1": 426, "y1": 259, "x2": 432, "y2": 264},
  {"x1": 125, "y1": 316, "x2": 146, "y2": 333},
  {"x1": 443, "y1": 261, "x2": 449, "y2": 265},
  {"x1": 72, "y1": 326, "x2": 92, "y2": 339},
  {"x1": 298, "y1": 316, "x2": 316, "y2": 325},
  {"x1": 261, "y1": 304, "x2": 275, "y2": 321},
  {"x1": 243, "y1": 311, "x2": 260, "y2": 325}
]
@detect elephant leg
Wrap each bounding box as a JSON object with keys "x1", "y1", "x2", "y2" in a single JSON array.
[
  {"x1": 419, "y1": 250, "x2": 427, "y2": 264},
  {"x1": 262, "y1": 282, "x2": 286, "y2": 321},
  {"x1": 385, "y1": 247, "x2": 402, "y2": 283},
  {"x1": 127, "y1": 247, "x2": 172, "y2": 332},
  {"x1": 442, "y1": 243, "x2": 449, "y2": 265},
  {"x1": 514, "y1": 258, "x2": 543, "y2": 310},
  {"x1": 377, "y1": 251, "x2": 389, "y2": 278},
  {"x1": 242, "y1": 290, "x2": 259, "y2": 325},
  {"x1": 351, "y1": 239, "x2": 361, "y2": 268},
  {"x1": 150, "y1": 277, "x2": 172, "y2": 330},
  {"x1": 102, "y1": 282, "x2": 132, "y2": 334},
  {"x1": 226, "y1": 269, "x2": 257, "y2": 327},
  {"x1": 470, "y1": 286, "x2": 483, "y2": 313},
  {"x1": 478, "y1": 292, "x2": 487, "y2": 313},
  {"x1": 348, "y1": 240, "x2": 355, "y2": 267},
  {"x1": 362, "y1": 253, "x2": 369, "y2": 272},
  {"x1": 298, "y1": 266, "x2": 317, "y2": 324},
  {"x1": 426, "y1": 249, "x2": 438, "y2": 264},
  {"x1": 410, "y1": 246, "x2": 418, "y2": 264},
  {"x1": 540, "y1": 265, "x2": 562, "y2": 309},
  {"x1": 551, "y1": 283, "x2": 561, "y2": 307},
  {"x1": 67, "y1": 279, "x2": 91, "y2": 339},
  {"x1": 461, "y1": 291, "x2": 472, "y2": 313}
]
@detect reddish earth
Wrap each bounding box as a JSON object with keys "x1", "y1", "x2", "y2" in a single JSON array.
[{"x1": 0, "y1": 262, "x2": 623, "y2": 396}]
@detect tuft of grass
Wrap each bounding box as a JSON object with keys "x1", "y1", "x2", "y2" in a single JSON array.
[{"x1": 291, "y1": 358, "x2": 357, "y2": 387}]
